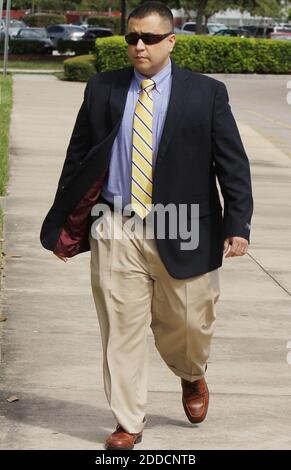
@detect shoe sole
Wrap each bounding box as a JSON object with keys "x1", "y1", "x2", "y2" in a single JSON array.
[{"x1": 104, "y1": 434, "x2": 142, "y2": 450}]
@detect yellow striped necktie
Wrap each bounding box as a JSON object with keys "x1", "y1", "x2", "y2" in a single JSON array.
[{"x1": 131, "y1": 78, "x2": 155, "y2": 219}]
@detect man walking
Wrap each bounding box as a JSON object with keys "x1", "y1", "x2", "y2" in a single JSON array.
[{"x1": 40, "y1": 2, "x2": 253, "y2": 450}]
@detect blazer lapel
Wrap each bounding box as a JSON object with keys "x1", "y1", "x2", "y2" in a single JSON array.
[
  {"x1": 154, "y1": 60, "x2": 191, "y2": 172},
  {"x1": 109, "y1": 66, "x2": 134, "y2": 130}
]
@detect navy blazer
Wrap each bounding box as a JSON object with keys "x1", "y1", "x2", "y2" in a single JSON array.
[{"x1": 40, "y1": 59, "x2": 253, "y2": 279}]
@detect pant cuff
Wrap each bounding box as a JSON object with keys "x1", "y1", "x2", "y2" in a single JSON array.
[
  {"x1": 117, "y1": 415, "x2": 147, "y2": 434},
  {"x1": 167, "y1": 364, "x2": 206, "y2": 382}
]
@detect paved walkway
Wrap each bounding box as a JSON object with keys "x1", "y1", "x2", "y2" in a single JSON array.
[{"x1": 0, "y1": 74, "x2": 291, "y2": 450}]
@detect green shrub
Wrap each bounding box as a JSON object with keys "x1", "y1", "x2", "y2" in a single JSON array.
[
  {"x1": 254, "y1": 39, "x2": 291, "y2": 73},
  {"x1": 94, "y1": 35, "x2": 291, "y2": 74},
  {"x1": 63, "y1": 35, "x2": 291, "y2": 81},
  {"x1": 23, "y1": 13, "x2": 66, "y2": 27},
  {"x1": 63, "y1": 54, "x2": 96, "y2": 81},
  {"x1": 7, "y1": 39, "x2": 52, "y2": 54},
  {"x1": 57, "y1": 39, "x2": 96, "y2": 56},
  {"x1": 95, "y1": 36, "x2": 129, "y2": 71},
  {"x1": 172, "y1": 36, "x2": 291, "y2": 73}
]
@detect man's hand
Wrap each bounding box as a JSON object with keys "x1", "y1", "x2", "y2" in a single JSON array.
[
  {"x1": 223, "y1": 236, "x2": 249, "y2": 258},
  {"x1": 53, "y1": 252, "x2": 68, "y2": 262}
]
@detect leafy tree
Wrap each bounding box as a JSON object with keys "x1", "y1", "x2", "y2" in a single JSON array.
[
  {"x1": 239, "y1": 0, "x2": 282, "y2": 18},
  {"x1": 80, "y1": 0, "x2": 120, "y2": 11},
  {"x1": 175, "y1": 0, "x2": 284, "y2": 33},
  {"x1": 9, "y1": 0, "x2": 81, "y2": 9},
  {"x1": 34, "y1": 0, "x2": 81, "y2": 12}
]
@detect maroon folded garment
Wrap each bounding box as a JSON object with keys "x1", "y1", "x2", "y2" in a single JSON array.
[{"x1": 53, "y1": 173, "x2": 106, "y2": 257}]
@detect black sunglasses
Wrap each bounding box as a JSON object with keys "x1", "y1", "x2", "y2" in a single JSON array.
[{"x1": 125, "y1": 32, "x2": 173, "y2": 45}]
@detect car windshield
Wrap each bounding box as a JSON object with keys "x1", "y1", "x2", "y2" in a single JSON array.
[
  {"x1": 208, "y1": 24, "x2": 226, "y2": 33},
  {"x1": 67, "y1": 26, "x2": 84, "y2": 33},
  {"x1": 184, "y1": 24, "x2": 196, "y2": 32},
  {"x1": 4, "y1": 20, "x2": 25, "y2": 28},
  {"x1": 19, "y1": 29, "x2": 47, "y2": 38}
]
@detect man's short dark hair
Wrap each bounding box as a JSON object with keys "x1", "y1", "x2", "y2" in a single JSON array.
[{"x1": 127, "y1": 1, "x2": 174, "y2": 31}]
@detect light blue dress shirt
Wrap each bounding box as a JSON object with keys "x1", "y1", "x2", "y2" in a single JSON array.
[{"x1": 101, "y1": 59, "x2": 172, "y2": 208}]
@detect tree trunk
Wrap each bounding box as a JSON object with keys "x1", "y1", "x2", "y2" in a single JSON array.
[
  {"x1": 120, "y1": 0, "x2": 126, "y2": 35},
  {"x1": 196, "y1": 0, "x2": 208, "y2": 35}
]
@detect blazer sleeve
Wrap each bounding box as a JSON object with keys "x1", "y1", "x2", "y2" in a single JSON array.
[
  {"x1": 211, "y1": 81, "x2": 253, "y2": 242},
  {"x1": 54, "y1": 80, "x2": 92, "y2": 198}
]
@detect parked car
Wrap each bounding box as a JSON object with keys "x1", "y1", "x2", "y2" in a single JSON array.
[
  {"x1": 270, "y1": 32, "x2": 291, "y2": 40},
  {"x1": 82, "y1": 27, "x2": 113, "y2": 40},
  {"x1": 274, "y1": 23, "x2": 291, "y2": 29},
  {"x1": 13, "y1": 27, "x2": 54, "y2": 53},
  {"x1": 236, "y1": 25, "x2": 273, "y2": 38},
  {"x1": 72, "y1": 21, "x2": 89, "y2": 30},
  {"x1": 207, "y1": 23, "x2": 227, "y2": 35},
  {"x1": 214, "y1": 28, "x2": 251, "y2": 38},
  {"x1": 46, "y1": 24, "x2": 85, "y2": 47},
  {"x1": 0, "y1": 18, "x2": 26, "y2": 38},
  {"x1": 180, "y1": 22, "x2": 196, "y2": 34},
  {"x1": 180, "y1": 21, "x2": 227, "y2": 35},
  {"x1": 273, "y1": 26, "x2": 291, "y2": 34},
  {"x1": 229, "y1": 25, "x2": 291, "y2": 39}
]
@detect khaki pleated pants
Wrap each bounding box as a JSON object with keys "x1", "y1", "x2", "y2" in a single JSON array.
[{"x1": 89, "y1": 209, "x2": 220, "y2": 433}]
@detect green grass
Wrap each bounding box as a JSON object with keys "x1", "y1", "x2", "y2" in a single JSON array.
[
  {"x1": 0, "y1": 75, "x2": 12, "y2": 289},
  {"x1": 53, "y1": 71, "x2": 65, "y2": 79},
  {"x1": 0, "y1": 74, "x2": 13, "y2": 197},
  {"x1": 0, "y1": 60, "x2": 64, "y2": 70}
]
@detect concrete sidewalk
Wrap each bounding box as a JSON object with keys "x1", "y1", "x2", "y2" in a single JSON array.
[{"x1": 0, "y1": 74, "x2": 291, "y2": 450}]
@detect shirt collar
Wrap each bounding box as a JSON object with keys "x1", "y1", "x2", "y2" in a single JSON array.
[{"x1": 134, "y1": 59, "x2": 172, "y2": 95}]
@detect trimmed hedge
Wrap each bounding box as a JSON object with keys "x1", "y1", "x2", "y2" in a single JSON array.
[
  {"x1": 173, "y1": 35, "x2": 291, "y2": 73},
  {"x1": 57, "y1": 39, "x2": 96, "y2": 56},
  {"x1": 95, "y1": 36, "x2": 129, "y2": 71},
  {"x1": 64, "y1": 54, "x2": 96, "y2": 81},
  {"x1": 61, "y1": 35, "x2": 291, "y2": 82},
  {"x1": 2, "y1": 39, "x2": 52, "y2": 54},
  {"x1": 23, "y1": 13, "x2": 66, "y2": 27},
  {"x1": 94, "y1": 35, "x2": 291, "y2": 74},
  {"x1": 87, "y1": 16, "x2": 121, "y2": 34}
]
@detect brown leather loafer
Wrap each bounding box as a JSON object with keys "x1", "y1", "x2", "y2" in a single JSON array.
[
  {"x1": 181, "y1": 376, "x2": 209, "y2": 424},
  {"x1": 105, "y1": 424, "x2": 143, "y2": 450}
]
